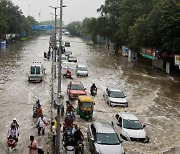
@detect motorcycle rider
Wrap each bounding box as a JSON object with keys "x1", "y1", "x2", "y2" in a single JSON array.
[
  {"x1": 73, "y1": 127, "x2": 84, "y2": 148},
  {"x1": 64, "y1": 113, "x2": 74, "y2": 128},
  {"x1": 44, "y1": 52, "x2": 47, "y2": 58},
  {"x1": 66, "y1": 69, "x2": 72, "y2": 79},
  {"x1": 90, "y1": 83, "x2": 97, "y2": 95},
  {"x1": 11, "y1": 118, "x2": 19, "y2": 129},
  {"x1": 66, "y1": 103, "x2": 75, "y2": 119},
  {"x1": 8, "y1": 124, "x2": 19, "y2": 142},
  {"x1": 37, "y1": 104, "x2": 43, "y2": 118},
  {"x1": 33, "y1": 99, "x2": 40, "y2": 118}
]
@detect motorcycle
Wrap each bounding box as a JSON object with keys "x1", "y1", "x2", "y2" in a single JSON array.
[
  {"x1": 33, "y1": 104, "x2": 38, "y2": 118},
  {"x1": 63, "y1": 126, "x2": 74, "y2": 146},
  {"x1": 63, "y1": 73, "x2": 73, "y2": 79},
  {"x1": 44, "y1": 52, "x2": 47, "y2": 58},
  {"x1": 91, "y1": 88, "x2": 97, "y2": 96},
  {"x1": 75, "y1": 140, "x2": 84, "y2": 154},
  {"x1": 66, "y1": 145, "x2": 75, "y2": 154},
  {"x1": 7, "y1": 138, "x2": 17, "y2": 150}
]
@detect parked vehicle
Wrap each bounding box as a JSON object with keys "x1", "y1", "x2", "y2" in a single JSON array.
[
  {"x1": 76, "y1": 65, "x2": 88, "y2": 77},
  {"x1": 62, "y1": 54, "x2": 68, "y2": 63},
  {"x1": 77, "y1": 96, "x2": 94, "y2": 121},
  {"x1": 115, "y1": 112, "x2": 149, "y2": 143},
  {"x1": 67, "y1": 81, "x2": 86, "y2": 100},
  {"x1": 65, "y1": 41, "x2": 71, "y2": 47},
  {"x1": 28, "y1": 62, "x2": 45, "y2": 83},
  {"x1": 64, "y1": 51, "x2": 72, "y2": 57},
  {"x1": 87, "y1": 120, "x2": 125, "y2": 154},
  {"x1": 103, "y1": 88, "x2": 128, "y2": 107},
  {"x1": 68, "y1": 55, "x2": 77, "y2": 63}
]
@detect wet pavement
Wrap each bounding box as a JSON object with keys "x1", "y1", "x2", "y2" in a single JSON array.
[{"x1": 0, "y1": 35, "x2": 180, "y2": 154}]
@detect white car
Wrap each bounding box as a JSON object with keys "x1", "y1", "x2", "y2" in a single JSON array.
[
  {"x1": 87, "y1": 120, "x2": 125, "y2": 154},
  {"x1": 103, "y1": 88, "x2": 128, "y2": 107},
  {"x1": 115, "y1": 113, "x2": 149, "y2": 143},
  {"x1": 28, "y1": 62, "x2": 45, "y2": 83},
  {"x1": 76, "y1": 65, "x2": 88, "y2": 77},
  {"x1": 61, "y1": 54, "x2": 68, "y2": 63}
]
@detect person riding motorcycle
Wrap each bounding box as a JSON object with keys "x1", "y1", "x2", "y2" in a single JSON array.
[
  {"x1": 73, "y1": 127, "x2": 84, "y2": 147},
  {"x1": 64, "y1": 113, "x2": 74, "y2": 128},
  {"x1": 90, "y1": 83, "x2": 97, "y2": 95},
  {"x1": 33, "y1": 99, "x2": 40, "y2": 118},
  {"x1": 11, "y1": 118, "x2": 19, "y2": 129},
  {"x1": 66, "y1": 103, "x2": 75, "y2": 119},
  {"x1": 8, "y1": 124, "x2": 19, "y2": 142},
  {"x1": 66, "y1": 69, "x2": 72, "y2": 79}
]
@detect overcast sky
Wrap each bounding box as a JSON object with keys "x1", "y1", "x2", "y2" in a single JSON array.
[{"x1": 10, "y1": 0, "x2": 105, "y2": 25}]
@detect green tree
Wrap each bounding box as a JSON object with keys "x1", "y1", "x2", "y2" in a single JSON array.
[{"x1": 66, "y1": 21, "x2": 82, "y2": 37}]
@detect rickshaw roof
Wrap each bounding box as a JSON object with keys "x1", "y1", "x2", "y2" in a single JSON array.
[{"x1": 78, "y1": 96, "x2": 93, "y2": 102}]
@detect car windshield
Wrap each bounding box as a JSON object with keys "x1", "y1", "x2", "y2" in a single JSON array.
[
  {"x1": 36, "y1": 66, "x2": 40, "y2": 74},
  {"x1": 109, "y1": 91, "x2": 125, "y2": 98},
  {"x1": 123, "y1": 119, "x2": 143, "y2": 130},
  {"x1": 81, "y1": 102, "x2": 92, "y2": 108},
  {"x1": 71, "y1": 84, "x2": 84, "y2": 90},
  {"x1": 78, "y1": 67, "x2": 87, "y2": 71},
  {"x1": 62, "y1": 56, "x2": 67, "y2": 60},
  {"x1": 96, "y1": 133, "x2": 120, "y2": 145},
  {"x1": 69, "y1": 56, "x2": 76, "y2": 59},
  {"x1": 31, "y1": 66, "x2": 36, "y2": 74}
]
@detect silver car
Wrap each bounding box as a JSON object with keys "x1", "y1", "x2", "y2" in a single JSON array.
[
  {"x1": 103, "y1": 88, "x2": 128, "y2": 107},
  {"x1": 87, "y1": 120, "x2": 125, "y2": 154},
  {"x1": 76, "y1": 65, "x2": 88, "y2": 77}
]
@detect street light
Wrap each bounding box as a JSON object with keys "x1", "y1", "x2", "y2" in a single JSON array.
[
  {"x1": 56, "y1": 0, "x2": 66, "y2": 154},
  {"x1": 49, "y1": 6, "x2": 60, "y2": 79}
]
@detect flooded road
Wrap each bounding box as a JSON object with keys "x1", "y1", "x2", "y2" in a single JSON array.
[{"x1": 0, "y1": 35, "x2": 180, "y2": 154}]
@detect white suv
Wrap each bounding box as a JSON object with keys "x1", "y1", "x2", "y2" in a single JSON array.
[
  {"x1": 115, "y1": 113, "x2": 149, "y2": 143},
  {"x1": 87, "y1": 120, "x2": 125, "y2": 154}
]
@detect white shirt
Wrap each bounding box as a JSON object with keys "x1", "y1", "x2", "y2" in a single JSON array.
[
  {"x1": 37, "y1": 116, "x2": 47, "y2": 128},
  {"x1": 8, "y1": 128, "x2": 18, "y2": 138}
]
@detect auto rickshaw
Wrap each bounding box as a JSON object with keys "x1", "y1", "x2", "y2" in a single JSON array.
[{"x1": 77, "y1": 96, "x2": 94, "y2": 121}]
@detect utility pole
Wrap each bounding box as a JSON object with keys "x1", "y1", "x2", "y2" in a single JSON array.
[
  {"x1": 54, "y1": 8, "x2": 57, "y2": 78},
  {"x1": 49, "y1": 6, "x2": 60, "y2": 79},
  {"x1": 56, "y1": 0, "x2": 63, "y2": 153}
]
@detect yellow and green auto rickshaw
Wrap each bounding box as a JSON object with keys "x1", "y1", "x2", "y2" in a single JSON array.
[{"x1": 77, "y1": 95, "x2": 94, "y2": 121}]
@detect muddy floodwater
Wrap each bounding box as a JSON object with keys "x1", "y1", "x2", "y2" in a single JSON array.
[{"x1": 0, "y1": 36, "x2": 180, "y2": 154}]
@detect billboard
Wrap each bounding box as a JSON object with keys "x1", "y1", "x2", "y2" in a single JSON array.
[
  {"x1": 32, "y1": 25, "x2": 53, "y2": 30},
  {"x1": 175, "y1": 55, "x2": 180, "y2": 66}
]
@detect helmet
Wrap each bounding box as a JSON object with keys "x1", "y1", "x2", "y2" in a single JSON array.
[
  {"x1": 77, "y1": 127, "x2": 80, "y2": 131},
  {"x1": 13, "y1": 118, "x2": 16, "y2": 121},
  {"x1": 36, "y1": 99, "x2": 40, "y2": 104}
]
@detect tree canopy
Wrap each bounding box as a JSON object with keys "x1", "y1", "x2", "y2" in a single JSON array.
[
  {"x1": 0, "y1": 0, "x2": 38, "y2": 39},
  {"x1": 80, "y1": 0, "x2": 180, "y2": 54}
]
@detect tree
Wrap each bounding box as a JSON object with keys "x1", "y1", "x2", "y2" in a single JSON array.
[{"x1": 66, "y1": 21, "x2": 82, "y2": 37}]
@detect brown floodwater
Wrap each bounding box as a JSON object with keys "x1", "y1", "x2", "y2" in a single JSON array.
[{"x1": 0, "y1": 35, "x2": 180, "y2": 154}]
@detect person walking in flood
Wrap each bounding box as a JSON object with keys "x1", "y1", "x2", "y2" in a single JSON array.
[
  {"x1": 37, "y1": 115, "x2": 47, "y2": 135},
  {"x1": 28, "y1": 135, "x2": 38, "y2": 154}
]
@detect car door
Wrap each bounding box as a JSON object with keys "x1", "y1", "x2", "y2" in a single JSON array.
[
  {"x1": 67, "y1": 83, "x2": 71, "y2": 94},
  {"x1": 117, "y1": 116, "x2": 123, "y2": 135},
  {"x1": 88, "y1": 124, "x2": 96, "y2": 152}
]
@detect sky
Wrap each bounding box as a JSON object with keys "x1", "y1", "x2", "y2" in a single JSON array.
[{"x1": 10, "y1": 0, "x2": 105, "y2": 25}]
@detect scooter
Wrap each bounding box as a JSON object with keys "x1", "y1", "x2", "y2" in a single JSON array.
[
  {"x1": 33, "y1": 104, "x2": 38, "y2": 118},
  {"x1": 63, "y1": 73, "x2": 73, "y2": 79},
  {"x1": 91, "y1": 88, "x2": 97, "y2": 96},
  {"x1": 7, "y1": 138, "x2": 17, "y2": 151},
  {"x1": 75, "y1": 140, "x2": 84, "y2": 154},
  {"x1": 44, "y1": 52, "x2": 47, "y2": 58}
]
